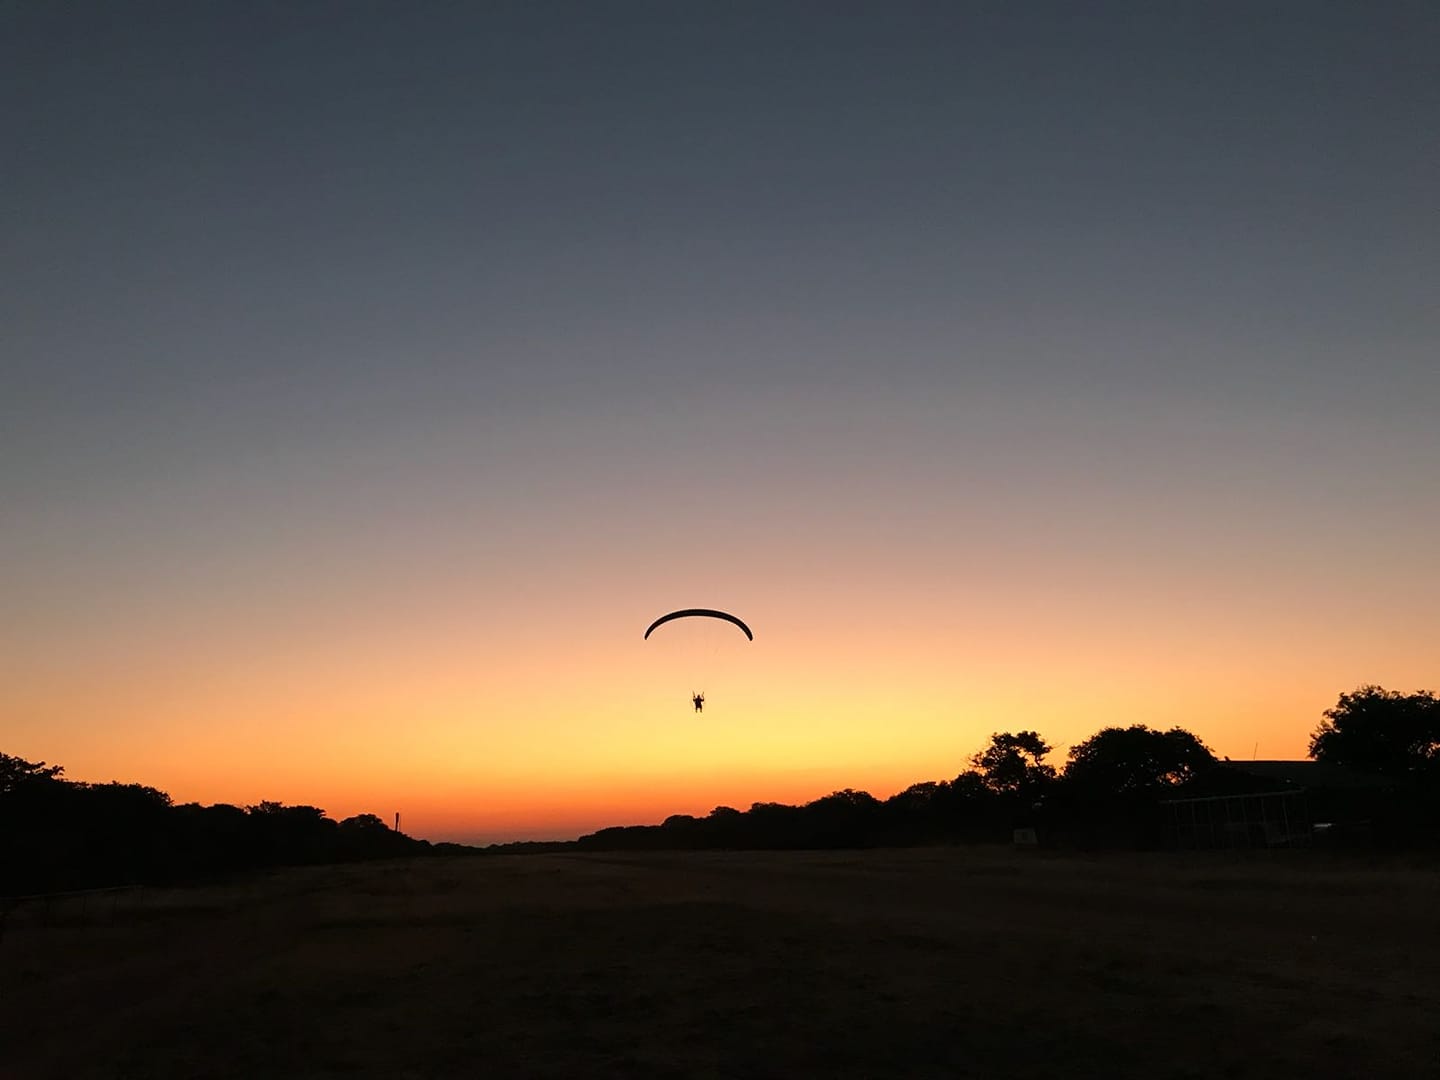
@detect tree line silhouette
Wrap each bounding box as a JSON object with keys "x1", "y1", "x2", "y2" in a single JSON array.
[
  {"x1": 571, "y1": 685, "x2": 1440, "y2": 853},
  {"x1": 4, "y1": 685, "x2": 1437, "y2": 891},
  {"x1": 0, "y1": 759, "x2": 445, "y2": 895}
]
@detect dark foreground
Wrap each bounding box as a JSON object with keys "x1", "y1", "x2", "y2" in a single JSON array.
[{"x1": 4, "y1": 848, "x2": 1438, "y2": 1078}]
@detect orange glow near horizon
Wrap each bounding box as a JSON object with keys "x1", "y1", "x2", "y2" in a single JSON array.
[{"x1": 7, "y1": 525, "x2": 1436, "y2": 844}]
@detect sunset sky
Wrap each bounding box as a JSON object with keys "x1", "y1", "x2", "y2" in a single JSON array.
[{"x1": 4, "y1": 3, "x2": 1437, "y2": 843}]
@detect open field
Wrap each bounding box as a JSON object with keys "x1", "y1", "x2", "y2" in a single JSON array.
[{"x1": 4, "y1": 848, "x2": 1438, "y2": 1079}]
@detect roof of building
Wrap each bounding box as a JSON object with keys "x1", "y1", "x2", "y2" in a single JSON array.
[
  {"x1": 1166, "y1": 760, "x2": 1396, "y2": 801},
  {"x1": 1222, "y1": 760, "x2": 1395, "y2": 790}
]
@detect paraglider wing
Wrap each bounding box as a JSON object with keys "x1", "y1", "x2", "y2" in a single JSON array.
[{"x1": 643, "y1": 608, "x2": 754, "y2": 641}]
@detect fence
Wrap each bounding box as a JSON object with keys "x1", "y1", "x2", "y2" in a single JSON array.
[{"x1": 1162, "y1": 789, "x2": 1311, "y2": 849}]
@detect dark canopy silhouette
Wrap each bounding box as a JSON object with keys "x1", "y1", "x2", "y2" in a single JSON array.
[
  {"x1": 1064, "y1": 725, "x2": 1216, "y2": 797},
  {"x1": 1309, "y1": 685, "x2": 1440, "y2": 779},
  {"x1": 643, "y1": 608, "x2": 754, "y2": 641}
]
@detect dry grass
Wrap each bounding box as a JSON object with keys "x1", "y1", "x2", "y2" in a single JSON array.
[{"x1": 4, "y1": 848, "x2": 1438, "y2": 1078}]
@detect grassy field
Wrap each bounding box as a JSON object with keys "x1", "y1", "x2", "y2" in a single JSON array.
[{"x1": 4, "y1": 847, "x2": 1438, "y2": 1079}]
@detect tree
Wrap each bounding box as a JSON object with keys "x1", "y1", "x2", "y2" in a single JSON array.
[
  {"x1": 887, "y1": 781, "x2": 946, "y2": 813},
  {"x1": 809, "y1": 788, "x2": 880, "y2": 811},
  {"x1": 971, "y1": 732, "x2": 1056, "y2": 797},
  {"x1": 339, "y1": 813, "x2": 388, "y2": 832},
  {"x1": 1309, "y1": 685, "x2": 1440, "y2": 779},
  {"x1": 802, "y1": 789, "x2": 881, "y2": 847},
  {"x1": 948, "y1": 770, "x2": 989, "y2": 801},
  {"x1": 0, "y1": 752, "x2": 64, "y2": 793},
  {"x1": 1063, "y1": 725, "x2": 1215, "y2": 798}
]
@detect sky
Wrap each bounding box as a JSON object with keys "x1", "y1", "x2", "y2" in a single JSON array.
[{"x1": 3, "y1": 2, "x2": 1437, "y2": 844}]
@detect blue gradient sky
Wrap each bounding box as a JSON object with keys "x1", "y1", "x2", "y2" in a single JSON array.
[{"x1": 3, "y1": 2, "x2": 1437, "y2": 841}]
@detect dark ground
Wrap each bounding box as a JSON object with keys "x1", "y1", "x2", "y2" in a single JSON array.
[{"x1": 3, "y1": 848, "x2": 1438, "y2": 1079}]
